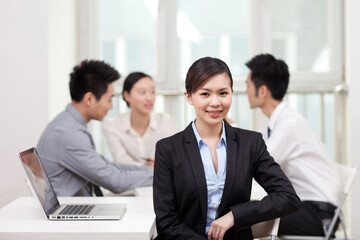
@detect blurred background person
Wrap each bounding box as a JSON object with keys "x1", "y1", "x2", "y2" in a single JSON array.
[
  {"x1": 103, "y1": 72, "x2": 177, "y2": 167},
  {"x1": 244, "y1": 53, "x2": 341, "y2": 237},
  {"x1": 37, "y1": 60, "x2": 153, "y2": 197}
]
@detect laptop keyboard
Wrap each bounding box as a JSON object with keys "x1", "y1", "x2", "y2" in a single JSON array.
[{"x1": 59, "y1": 205, "x2": 95, "y2": 215}]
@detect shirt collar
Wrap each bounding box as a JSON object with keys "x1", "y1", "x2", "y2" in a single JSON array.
[
  {"x1": 124, "y1": 111, "x2": 158, "y2": 133},
  {"x1": 268, "y1": 100, "x2": 288, "y2": 130},
  {"x1": 191, "y1": 120, "x2": 227, "y2": 148},
  {"x1": 148, "y1": 112, "x2": 158, "y2": 130},
  {"x1": 124, "y1": 112, "x2": 132, "y2": 132},
  {"x1": 66, "y1": 104, "x2": 87, "y2": 128}
]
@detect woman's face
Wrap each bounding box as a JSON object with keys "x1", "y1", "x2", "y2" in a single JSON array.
[
  {"x1": 124, "y1": 77, "x2": 156, "y2": 115},
  {"x1": 186, "y1": 73, "x2": 232, "y2": 128}
]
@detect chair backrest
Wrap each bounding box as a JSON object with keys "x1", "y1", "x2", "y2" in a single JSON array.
[
  {"x1": 323, "y1": 163, "x2": 357, "y2": 240},
  {"x1": 335, "y1": 163, "x2": 357, "y2": 195},
  {"x1": 252, "y1": 218, "x2": 280, "y2": 239},
  {"x1": 278, "y1": 164, "x2": 357, "y2": 240}
]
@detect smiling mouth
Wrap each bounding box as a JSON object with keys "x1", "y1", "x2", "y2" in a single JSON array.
[
  {"x1": 207, "y1": 110, "x2": 222, "y2": 117},
  {"x1": 144, "y1": 104, "x2": 153, "y2": 109}
]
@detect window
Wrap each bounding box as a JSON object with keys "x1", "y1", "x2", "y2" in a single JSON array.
[
  {"x1": 81, "y1": 0, "x2": 345, "y2": 163},
  {"x1": 272, "y1": 0, "x2": 342, "y2": 75},
  {"x1": 177, "y1": 0, "x2": 250, "y2": 79},
  {"x1": 98, "y1": 0, "x2": 158, "y2": 75}
]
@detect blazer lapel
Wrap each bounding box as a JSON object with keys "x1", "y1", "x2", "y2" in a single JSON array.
[
  {"x1": 183, "y1": 123, "x2": 208, "y2": 225},
  {"x1": 219, "y1": 122, "x2": 238, "y2": 214}
]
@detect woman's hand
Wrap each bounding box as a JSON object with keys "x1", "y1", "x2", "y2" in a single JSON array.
[
  {"x1": 207, "y1": 211, "x2": 234, "y2": 240},
  {"x1": 144, "y1": 157, "x2": 155, "y2": 168}
]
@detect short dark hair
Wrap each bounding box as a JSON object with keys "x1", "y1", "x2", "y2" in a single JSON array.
[
  {"x1": 185, "y1": 57, "x2": 233, "y2": 94},
  {"x1": 69, "y1": 60, "x2": 120, "y2": 102},
  {"x1": 122, "y1": 72, "x2": 152, "y2": 107},
  {"x1": 245, "y1": 54, "x2": 289, "y2": 100}
]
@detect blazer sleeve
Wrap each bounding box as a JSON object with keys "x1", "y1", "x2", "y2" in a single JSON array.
[
  {"x1": 229, "y1": 133, "x2": 301, "y2": 228},
  {"x1": 153, "y1": 139, "x2": 206, "y2": 240}
]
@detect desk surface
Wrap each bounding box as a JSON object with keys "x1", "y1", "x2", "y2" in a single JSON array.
[
  {"x1": 0, "y1": 196, "x2": 155, "y2": 240},
  {"x1": 0, "y1": 183, "x2": 267, "y2": 240}
]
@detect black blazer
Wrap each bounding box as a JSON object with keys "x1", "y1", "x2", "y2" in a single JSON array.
[{"x1": 153, "y1": 121, "x2": 300, "y2": 240}]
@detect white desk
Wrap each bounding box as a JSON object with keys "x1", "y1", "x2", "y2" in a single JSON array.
[
  {"x1": 0, "y1": 196, "x2": 155, "y2": 240},
  {"x1": 0, "y1": 183, "x2": 269, "y2": 240},
  {"x1": 103, "y1": 186, "x2": 153, "y2": 198}
]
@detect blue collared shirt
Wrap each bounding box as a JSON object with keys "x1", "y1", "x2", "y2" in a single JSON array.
[{"x1": 191, "y1": 120, "x2": 227, "y2": 234}]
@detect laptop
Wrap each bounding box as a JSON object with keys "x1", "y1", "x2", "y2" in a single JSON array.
[{"x1": 19, "y1": 147, "x2": 126, "y2": 220}]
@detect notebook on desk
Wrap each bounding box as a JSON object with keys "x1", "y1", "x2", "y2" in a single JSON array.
[{"x1": 19, "y1": 147, "x2": 126, "y2": 221}]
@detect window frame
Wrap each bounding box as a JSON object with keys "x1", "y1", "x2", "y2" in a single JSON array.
[{"x1": 77, "y1": 0, "x2": 346, "y2": 163}]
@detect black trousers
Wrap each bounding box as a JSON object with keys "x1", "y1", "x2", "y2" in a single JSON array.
[{"x1": 278, "y1": 201, "x2": 339, "y2": 237}]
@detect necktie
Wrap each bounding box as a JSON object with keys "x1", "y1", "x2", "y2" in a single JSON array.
[
  {"x1": 267, "y1": 127, "x2": 271, "y2": 138},
  {"x1": 87, "y1": 135, "x2": 103, "y2": 196},
  {"x1": 93, "y1": 184, "x2": 103, "y2": 196},
  {"x1": 88, "y1": 183, "x2": 104, "y2": 196}
]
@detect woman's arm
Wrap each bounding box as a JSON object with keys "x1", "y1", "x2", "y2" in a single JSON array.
[{"x1": 229, "y1": 133, "x2": 300, "y2": 229}]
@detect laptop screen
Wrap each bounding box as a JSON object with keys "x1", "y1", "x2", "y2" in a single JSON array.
[{"x1": 19, "y1": 148, "x2": 60, "y2": 217}]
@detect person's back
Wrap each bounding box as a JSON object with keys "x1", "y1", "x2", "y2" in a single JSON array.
[
  {"x1": 38, "y1": 104, "x2": 101, "y2": 196},
  {"x1": 244, "y1": 53, "x2": 341, "y2": 236},
  {"x1": 37, "y1": 60, "x2": 153, "y2": 197},
  {"x1": 262, "y1": 101, "x2": 341, "y2": 206}
]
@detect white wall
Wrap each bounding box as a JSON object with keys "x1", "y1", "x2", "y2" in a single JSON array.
[
  {"x1": 47, "y1": 0, "x2": 76, "y2": 120},
  {"x1": 346, "y1": 0, "x2": 360, "y2": 239},
  {"x1": 0, "y1": 0, "x2": 49, "y2": 207},
  {"x1": 0, "y1": 0, "x2": 76, "y2": 208}
]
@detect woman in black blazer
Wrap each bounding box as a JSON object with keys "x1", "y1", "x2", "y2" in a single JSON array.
[{"x1": 153, "y1": 57, "x2": 300, "y2": 240}]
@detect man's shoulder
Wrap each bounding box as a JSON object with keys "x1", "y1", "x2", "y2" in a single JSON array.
[
  {"x1": 277, "y1": 106, "x2": 305, "y2": 127},
  {"x1": 39, "y1": 111, "x2": 67, "y2": 139},
  {"x1": 51, "y1": 110, "x2": 81, "y2": 131},
  {"x1": 273, "y1": 107, "x2": 318, "y2": 143},
  {"x1": 39, "y1": 109, "x2": 88, "y2": 145}
]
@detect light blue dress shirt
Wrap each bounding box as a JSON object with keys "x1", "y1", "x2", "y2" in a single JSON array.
[{"x1": 191, "y1": 120, "x2": 227, "y2": 234}]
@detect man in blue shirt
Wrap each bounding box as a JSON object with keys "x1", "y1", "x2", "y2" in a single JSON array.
[{"x1": 37, "y1": 60, "x2": 153, "y2": 196}]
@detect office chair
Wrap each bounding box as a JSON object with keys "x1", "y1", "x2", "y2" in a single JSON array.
[
  {"x1": 278, "y1": 163, "x2": 357, "y2": 240},
  {"x1": 252, "y1": 218, "x2": 280, "y2": 240}
]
